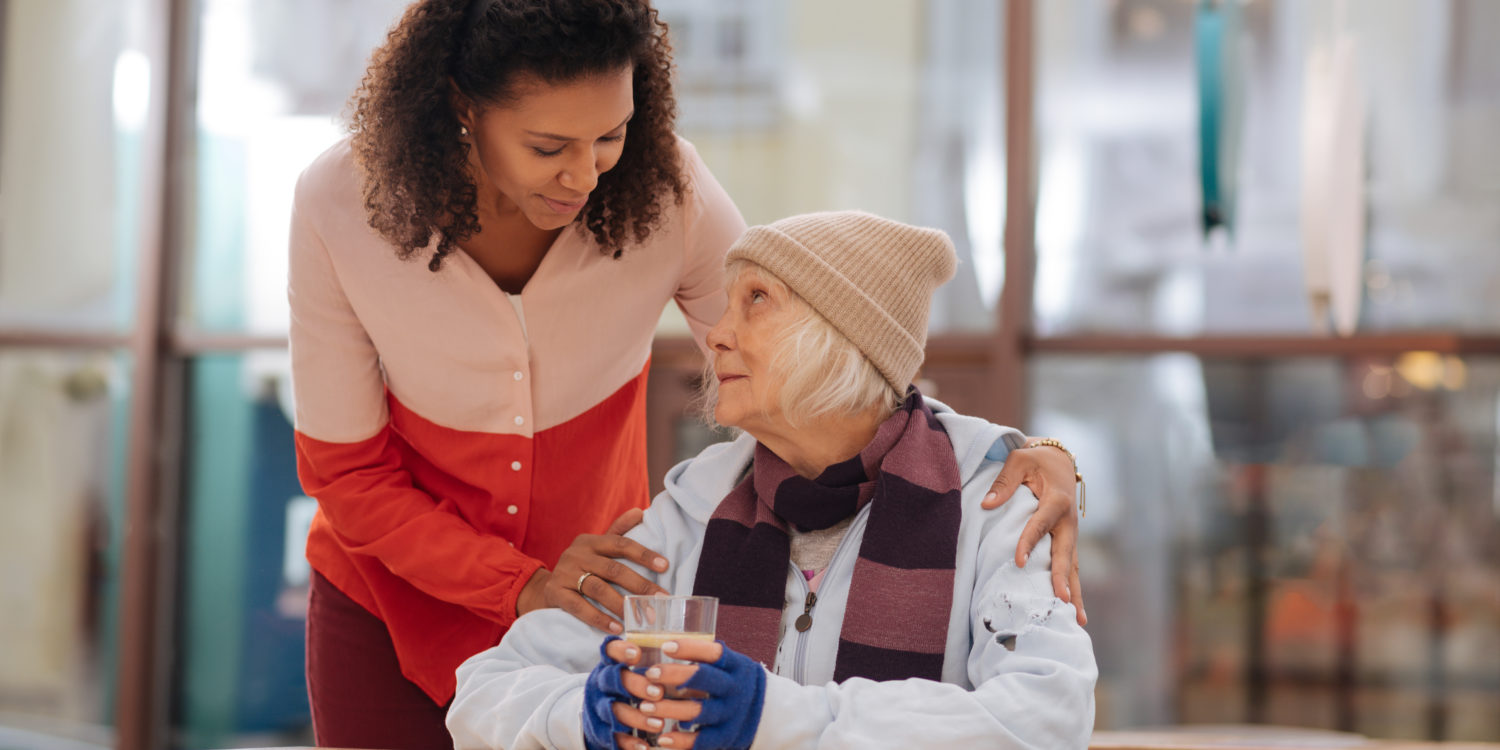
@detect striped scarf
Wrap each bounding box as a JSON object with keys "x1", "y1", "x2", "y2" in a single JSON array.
[{"x1": 692, "y1": 389, "x2": 962, "y2": 682}]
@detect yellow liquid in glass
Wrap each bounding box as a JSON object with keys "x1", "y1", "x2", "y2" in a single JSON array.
[{"x1": 621, "y1": 631, "x2": 715, "y2": 649}]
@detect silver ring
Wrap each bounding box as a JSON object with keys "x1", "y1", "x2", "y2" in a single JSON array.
[{"x1": 575, "y1": 571, "x2": 596, "y2": 595}]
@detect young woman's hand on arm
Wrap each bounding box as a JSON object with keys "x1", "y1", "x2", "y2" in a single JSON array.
[{"x1": 518, "y1": 508, "x2": 672, "y2": 633}]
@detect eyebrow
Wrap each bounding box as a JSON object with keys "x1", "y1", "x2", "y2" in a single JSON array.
[{"x1": 524, "y1": 111, "x2": 635, "y2": 141}]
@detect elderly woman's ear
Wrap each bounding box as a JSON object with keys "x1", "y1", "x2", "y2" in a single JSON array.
[{"x1": 982, "y1": 444, "x2": 1086, "y2": 626}]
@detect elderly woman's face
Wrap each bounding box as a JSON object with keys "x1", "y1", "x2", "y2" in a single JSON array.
[{"x1": 705, "y1": 266, "x2": 803, "y2": 433}]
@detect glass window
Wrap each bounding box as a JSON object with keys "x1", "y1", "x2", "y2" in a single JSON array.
[
  {"x1": 0, "y1": 350, "x2": 130, "y2": 744},
  {"x1": 654, "y1": 0, "x2": 784, "y2": 132},
  {"x1": 1034, "y1": 0, "x2": 1500, "y2": 336},
  {"x1": 184, "y1": 0, "x2": 410, "y2": 335},
  {"x1": 1030, "y1": 353, "x2": 1500, "y2": 740},
  {"x1": 174, "y1": 351, "x2": 308, "y2": 748},
  {"x1": 654, "y1": 0, "x2": 1009, "y2": 336},
  {"x1": 0, "y1": 0, "x2": 155, "y2": 331}
]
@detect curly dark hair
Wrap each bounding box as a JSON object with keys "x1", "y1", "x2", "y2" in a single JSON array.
[{"x1": 347, "y1": 0, "x2": 685, "y2": 269}]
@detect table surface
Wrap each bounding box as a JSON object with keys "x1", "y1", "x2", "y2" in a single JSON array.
[
  {"x1": 241, "y1": 726, "x2": 1500, "y2": 750},
  {"x1": 1089, "y1": 726, "x2": 1500, "y2": 749}
]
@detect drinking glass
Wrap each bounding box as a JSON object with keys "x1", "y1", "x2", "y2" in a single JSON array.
[{"x1": 621, "y1": 595, "x2": 718, "y2": 744}]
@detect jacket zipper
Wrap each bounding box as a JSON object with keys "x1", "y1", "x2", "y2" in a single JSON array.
[
  {"x1": 794, "y1": 591, "x2": 817, "y2": 633},
  {"x1": 789, "y1": 569, "x2": 812, "y2": 684},
  {"x1": 790, "y1": 522, "x2": 862, "y2": 684}
]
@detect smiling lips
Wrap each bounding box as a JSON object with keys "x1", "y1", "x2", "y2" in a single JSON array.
[
  {"x1": 717, "y1": 372, "x2": 746, "y2": 384},
  {"x1": 541, "y1": 195, "x2": 586, "y2": 213}
]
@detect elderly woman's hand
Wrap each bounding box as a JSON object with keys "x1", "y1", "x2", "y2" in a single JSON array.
[
  {"x1": 582, "y1": 636, "x2": 639, "y2": 750},
  {"x1": 599, "y1": 637, "x2": 765, "y2": 750},
  {"x1": 981, "y1": 438, "x2": 1087, "y2": 626},
  {"x1": 517, "y1": 508, "x2": 671, "y2": 632},
  {"x1": 585, "y1": 636, "x2": 693, "y2": 750}
]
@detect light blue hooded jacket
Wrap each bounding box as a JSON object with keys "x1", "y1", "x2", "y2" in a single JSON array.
[{"x1": 447, "y1": 401, "x2": 1097, "y2": 749}]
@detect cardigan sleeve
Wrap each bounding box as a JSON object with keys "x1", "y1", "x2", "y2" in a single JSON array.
[
  {"x1": 673, "y1": 139, "x2": 746, "y2": 353},
  {"x1": 287, "y1": 171, "x2": 543, "y2": 625}
]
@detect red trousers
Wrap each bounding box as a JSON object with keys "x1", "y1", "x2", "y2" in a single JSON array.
[{"x1": 306, "y1": 571, "x2": 454, "y2": 750}]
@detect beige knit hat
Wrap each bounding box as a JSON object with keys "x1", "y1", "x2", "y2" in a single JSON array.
[{"x1": 724, "y1": 210, "x2": 957, "y2": 394}]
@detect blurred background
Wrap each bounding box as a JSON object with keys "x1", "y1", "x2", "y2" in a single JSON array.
[{"x1": 1, "y1": 0, "x2": 1497, "y2": 748}]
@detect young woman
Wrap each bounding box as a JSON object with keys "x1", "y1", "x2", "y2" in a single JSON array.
[{"x1": 288, "y1": 2, "x2": 1086, "y2": 747}]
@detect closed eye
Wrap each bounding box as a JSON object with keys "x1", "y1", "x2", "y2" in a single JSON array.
[{"x1": 534, "y1": 133, "x2": 623, "y2": 157}]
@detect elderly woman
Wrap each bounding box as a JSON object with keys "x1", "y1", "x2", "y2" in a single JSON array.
[{"x1": 446, "y1": 212, "x2": 1097, "y2": 750}]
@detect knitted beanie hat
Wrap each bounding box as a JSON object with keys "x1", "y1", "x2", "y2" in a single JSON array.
[{"x1": 725, "y1": 210, "x2": 957, "y2": 394}]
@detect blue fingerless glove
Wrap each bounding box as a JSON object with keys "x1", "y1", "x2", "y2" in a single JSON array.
[
  {"x1": 677, "y1": 642, "x2": 767, "y2": 750},
  {"x1": 582, "y1": 636, "x2": 633, "y2": 750}
]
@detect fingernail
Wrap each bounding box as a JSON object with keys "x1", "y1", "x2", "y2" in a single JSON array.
[
  {"x1": 984, "y1": 492, "x2": 997, "y2": 504},
  {"x1": 640, "y1": 701, "x2": 656, "y2": 713},
  {"x1": 647, "y1": 718, "x2": 663, "y2": 730},
  {"x1": 646, "y1": 667, "x2": 662, "y2": 680},
  {"x1": 1020, "y1": 552, "x2": 1029, "y2": 567},
  {"x1": 624, "y1": 647, "x2": 638, "y2": 659},
  {"x1": 662, "y1": 641, "x2": 679, "y2": 653},
  {"x1": 647, "y1": 685, "x2": 662, "y2": 699},
  {"x1": 1080, "y1": 607, "x2": 1088, "y2": 623},
  {"x1": 610, "y1": 621, "x2": 624, "y2": 634},
  {"x1": 653, "y1": 557, "x2": 669, "y2": 571},
  {"x1": 658, "y1": 737, "x2": 675, "y2": 748}
]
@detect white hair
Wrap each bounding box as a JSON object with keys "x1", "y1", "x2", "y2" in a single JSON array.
[{"x1": 698, "y1": 260, "x2": 902, "y2": 428}]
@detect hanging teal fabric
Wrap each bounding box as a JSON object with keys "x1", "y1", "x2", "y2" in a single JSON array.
[{"x1": 1196, "y1": 0, "x2": 1243, "y2": 240}]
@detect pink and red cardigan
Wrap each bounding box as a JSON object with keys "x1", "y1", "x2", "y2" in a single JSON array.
[{"x1": 287, "y1": 137, "x2": 745, "y2": 703}]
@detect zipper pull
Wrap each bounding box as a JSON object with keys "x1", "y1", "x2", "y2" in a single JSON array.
[{"x1": 794, "y1": 591, "x2": 817, "y2": 632}]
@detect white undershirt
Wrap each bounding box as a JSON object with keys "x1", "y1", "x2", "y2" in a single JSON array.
[{"x1": 506, "y1": 293, "x2": 528, "y2": 339}]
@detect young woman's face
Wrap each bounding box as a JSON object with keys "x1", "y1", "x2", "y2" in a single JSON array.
[{"x1": 458, "y1": 66, "x2": 634, "y2": 230}]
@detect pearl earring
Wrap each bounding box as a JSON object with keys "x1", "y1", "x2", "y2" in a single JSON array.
[{"x1": 459, "y1": 125, "x2": 469, "y2": 137}]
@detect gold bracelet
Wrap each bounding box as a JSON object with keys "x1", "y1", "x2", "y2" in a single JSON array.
[{"x1": 1025, "y1": 438, "x2": 1086, "y2": 518}]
